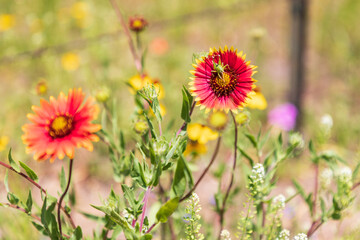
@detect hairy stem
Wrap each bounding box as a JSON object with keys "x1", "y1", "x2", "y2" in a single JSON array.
[
  {"x1": 218, "y1": 112, "x2": 238, "y2": 238},
  {"x1": 140, "y1": 187, "x2": 152, "y2": 232},
  {"x1": 57, "y1": 158, "x2": 74, "y2": 239},
  {"x1": 180, "y1": 137, "x2": 222, "y2": 202}
]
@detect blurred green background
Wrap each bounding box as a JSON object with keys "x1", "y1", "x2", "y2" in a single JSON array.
[{"x1": 1, "y1": 0, "x2": 360, "y2": 239}]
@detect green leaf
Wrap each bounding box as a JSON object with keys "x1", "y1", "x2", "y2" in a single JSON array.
[
  {"x1": 245, "y1": 133, "x2": 257, "y2": 149},
  {"x1": 309, "y1": 140, "x2": 316, "y2": 156},
  {"x1": 238, "y1": 147, "x2": 254, "y2": 167},
  {"x1": 292, "y1": 179, "x2": 306, "y2": 199},
  {"x1": 156, "y1": 197, "x2": 179, "y2": 223},
  {"x1": 353, "y1": 160, "x2": 360, "y2": 181},
  {"x1": 26, "y1": 190, "x2": 33, "y2": 213},
  {"x1": 7, "y1": 192, "x2": 19, "y2": 205},
  {"x1": 140, "y1": 234, "x2": 153, "y2": 240},
  {"x1": 181, "y1": 86, "x2": 193, "y2": 123},
  {"x1": 171, "y1": 158, "x2": 186, "y2": 198},
  {"x1": 70, "y1": 227, "x2": 83, "y2": 240},
  {"x1": 59, "y1": 167, "x2": 66, "y2": 192},
  {"x1": 19, "y1": 161, "x2": 38, "y2": 181},
  {"x1": 181, "y1": 155, "x2": 194, "y2": 188},
  {"x1": 8, "y1": 149, "x2": 20, "y2": 172},
  {"x1": 320, "y1": 197, "x2": 326, "y2": 218},
  {"x1": 4, "y1": 170, "x2": 9, "y2": 192},
  {"x1": 121, "y1": 185, "x2": 136, "y2": 207}
]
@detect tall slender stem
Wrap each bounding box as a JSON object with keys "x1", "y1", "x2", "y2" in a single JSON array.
[
  {"x1": 218, "y1": 112, "x2": 238, "y2": 238},
  {"x1": 0, "y1": 160, "x2": 76, "y2": 228},
  {"x1": 108, "y1": 0, "x2": 142, "y2": 73},
  {"x1": 57, "y1": 158, "x2": 74, "y2": 239},
  {"x1": 180, "y1": 137, "x2": 222, "y2": 202}
]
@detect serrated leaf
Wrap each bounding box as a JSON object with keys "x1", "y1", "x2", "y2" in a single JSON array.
[
  {"x1": 320, "y1": 197, "x2": 326, "y2": 217},
  {"x1": 19, "y1": 161, "x2": 38, "y2": 181},
  {"x1": 8, "y1": 149, "x2": 20, "y2": 172},
  {"x1": 156, "y1": 197, "x2": 179, "y2": 223}
]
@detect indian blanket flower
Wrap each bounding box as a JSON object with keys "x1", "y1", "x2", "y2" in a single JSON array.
[
  {"x1": 268, "y1": 103, "x2": 297, "y2": 131},
  {"x1": 22, "y1": 88, "x2": 101, "y2": 162},
  {"x1": 189, "y1": 46, "x2": 257, "y2": 112}
]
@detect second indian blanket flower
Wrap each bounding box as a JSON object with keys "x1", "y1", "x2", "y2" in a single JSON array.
[
  {"x1": 189, "y1": 46, "x2": 257, "y2": 112},
  {"x1": 22, "y1": 88, "x2": 101, "y2": 162}
]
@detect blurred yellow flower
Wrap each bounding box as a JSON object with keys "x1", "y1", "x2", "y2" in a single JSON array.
[
  {"x1": 0, "y1": 136, "x2": 9, "y2": 152},
  {"x1": 71, "y1": 2, "x2": 90, "y2": 28},
  {"x1": 246, "y1": 88, "x2": 267, "y2": 110},
  {"x1": 36, "y1": 79, "x2": 47, "y2": 95},
  {"x1": 128, "y1": 74, "x2": 152, "y2": 93},
  {"x1": 187, "y1": 123, "x2": 218, "y2": 144},
  {"x1": 61, "y1": 52, "x2": 80, "y2": 71},
  {"x1": 0, "y1": 14, "x2": 15, "y2": 32},
  {"x1": 153, "y1": 81, "x2": 165, "y2": 100},
  {"x1": 71, "y1": 2, "x2": 89, "y2": 20},
  {"x1": 184, "y1": 141, "x2": 207, "y2": 157},
  {"x1": 208, "y1": 111, "x2": 228, "y2": 130},
  {"x1": 159, "y1": 103, "x2": 166, "y2": 117}
]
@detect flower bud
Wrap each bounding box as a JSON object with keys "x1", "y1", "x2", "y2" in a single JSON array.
[
  {"x1": 95, "y1": 87, "x2": 111, "y2": 103},
  {"x1": 129, "y1": 16, "x2": 148, "y2": 32}
]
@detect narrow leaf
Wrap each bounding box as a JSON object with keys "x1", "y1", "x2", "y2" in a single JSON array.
[
  {"x1": 8, "y1": 149, "x2": 20, "y2": 172},
  {"x1": 19, "y1": 161, "x2": 38, "y2": 181},
  {"x1": 156, "y1": 197, "x2": 179, "y2": 223},
  {"x1": 4, "y1": 170, "x2": 9, "y2": 192}
]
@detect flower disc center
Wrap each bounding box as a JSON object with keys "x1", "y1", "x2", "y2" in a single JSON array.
[
  {"x1": 215, "y1": 72, "x2": 231, "y2": 87},
  {"x1": 210, "y1": 71, "x2": 237, "y2": 97},
  {"x1": 49, "y1": 116, "x2": 73, "y2": 138}
]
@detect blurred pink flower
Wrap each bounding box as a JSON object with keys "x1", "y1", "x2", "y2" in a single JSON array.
[{"x1": 268, "y1": 103, "x2": 297, "y2": 131}]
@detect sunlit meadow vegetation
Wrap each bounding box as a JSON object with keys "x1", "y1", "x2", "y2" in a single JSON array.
[{"x1": 1, "y1": 0, "x2": 360, "y2": 239}]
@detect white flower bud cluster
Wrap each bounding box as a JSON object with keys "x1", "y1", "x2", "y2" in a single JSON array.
[
  {"x1": 276, "y1": 229, "x2": 290, "y2": 240},
  {"x1": 289, "y1": 132, "x2": 304, "y2": 148},
  {"x1": 251, "y1": 163, "x2": 265, "y2": 183},
  {"x1": 272, "y1": 194, "x2": 286, "y2": 211},
  {"x1": 320, "y1": 114, "x2": 333, "y2": 131},
  {"x1": 220, "y1": 229, "x2": 231, "y2": 240},
  {"x1": 320, "y1": 168, "x2": 333, "y2": 189},
  {"x1": 336, "y1": 167, "x2": 352, "y2": 184},
  {"x1": 248, "y1": 163, "x2": 265, "y2": 198},
  {"x1": 293, "y1": 233, "x2": 308, "y2": 240}
]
